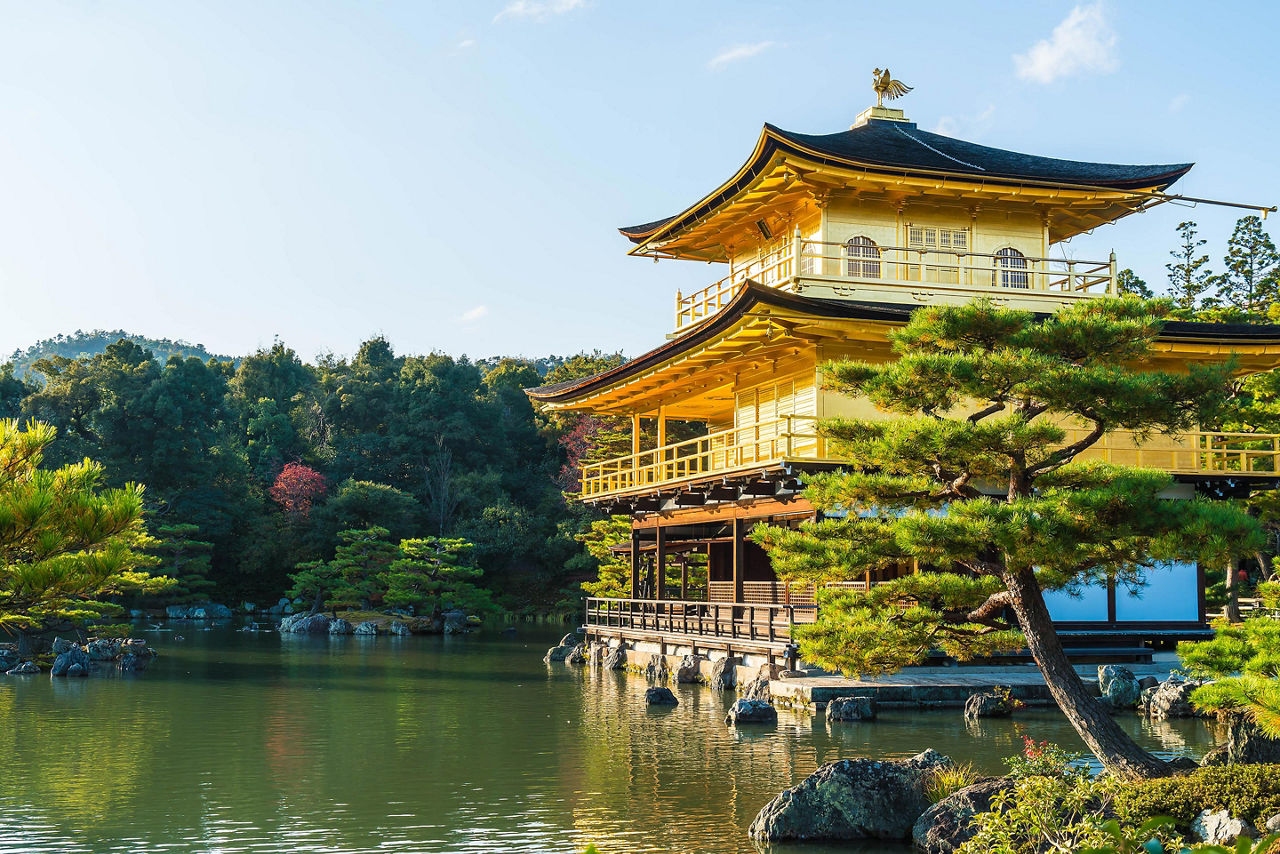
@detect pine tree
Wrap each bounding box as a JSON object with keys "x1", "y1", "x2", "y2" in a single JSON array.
[
  {"x1": 1216, "y1": 215, "x2": 1279, "y2": 313},
  {"x1": 380, "y1": 536, "x2": 494, "y2": 619},
  {"x1": 751, "y1": 298, "x2": 1262, "y2": 778},
  {"x1": 1165, "y1": 221, "x2": 1213, "y2": 309},
  {"x1": 1116, "y1": 269, "x2": 1153, "y2": 299},
  {"x1": 579, "y1": 516, "x2": 634, "y2": 598},
  {"x1": 0, "y1": 419, "x2": 171, "y2": 651},
  {"x1": 288, "y1": 527, "x2": 398, "y2": 614},
  {"x1": 147, "y1": 523, "x2": 215, "y2": 603}
]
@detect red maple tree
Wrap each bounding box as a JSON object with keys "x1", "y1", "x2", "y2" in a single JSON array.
[{"x1": 269, "y1": 462, "x2": 328, "y2": 517}]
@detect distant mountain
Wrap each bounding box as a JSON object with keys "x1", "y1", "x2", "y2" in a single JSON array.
[{"x1": 9, "y1": 330, "x2": 234, "y2": 376}]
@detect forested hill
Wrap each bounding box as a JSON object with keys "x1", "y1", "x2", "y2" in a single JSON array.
[{"x1": 9, "y1": 330, "x2": 233, "y2": 375}]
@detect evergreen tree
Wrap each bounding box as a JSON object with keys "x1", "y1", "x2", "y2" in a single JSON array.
[
  {"x1": 146, "y1": 523, "x2": 216, "y2": 603},
  {"x1": 0, "y1": 420, "x2": 170, "y2": 650},
  {"x1": 288, "y1": 527, "x2": 398, "y2": 615},
  {"x1": 1166, "y1": 221, "x2": 1213, "y2": 309},
  {"x1": 579, "y1": 517, "x2": 634, "y2": 598},
  {"x1": 751, "y1": 298, "x2": 1261, "y2": 778},
  {"x1": 1216, "y1": 215, "x2": 1279, "y2": 313},
  {"x1": 380, "y1": 536, "x2": 494, "y2": 619},
  {"x1": 1116, "y1": 269, "x2": 1153, "y2": 299}
]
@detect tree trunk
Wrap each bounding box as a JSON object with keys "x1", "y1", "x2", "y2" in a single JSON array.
[
  {"x1": 1003, "y1": 569, "x2": 1170, "y2": 779},
  {"x1": 16, "y1": 629, "x2": 31, "y2": 658},
  {"x1": 1225, "y1": 555, "x2": 1243, "y2": 623}
]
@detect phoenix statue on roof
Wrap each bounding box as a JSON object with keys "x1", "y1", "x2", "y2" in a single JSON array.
[{"x1": 873, "y1": 68, "x2": 912, "y2": 107}]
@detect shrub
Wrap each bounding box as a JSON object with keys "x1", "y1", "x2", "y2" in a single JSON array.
[
  {"x1": 1005, "y1": 737, "x2": 1084, "y2": 779},
  {"x1": 926, "y1": 762, "x2": 981, "y2": 803},
  {"x1": 1114, "y1": 764, "x2": 1280, "y2": 830}
]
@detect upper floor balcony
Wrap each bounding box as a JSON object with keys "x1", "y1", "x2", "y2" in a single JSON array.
[{"x1": 673, "y1": 234, "x2": 1117, "y2": 333}]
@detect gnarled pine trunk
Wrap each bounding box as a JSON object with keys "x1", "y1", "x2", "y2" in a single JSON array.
[{"x1": 1003, "y1": 569, "x2": 1170, "y2": 779}]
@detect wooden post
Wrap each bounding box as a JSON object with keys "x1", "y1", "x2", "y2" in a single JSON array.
[
  {"x1": 732, "y1": 518, "x2": 745, "y2": 603},
  {"x1": 680, "y1": 555, "x2": 689, "y2": 601},
  {"x1": 656, "y1": 405, "x2": 668, "y2": 483},
  {"x1": 631, "y1": 413, "x2": 641, "y2": 455},
  {"x1": 630, "y1": 529, "x2": 641, "y2": 598},
  {"x1": 656, "y1": 524, "x2": 667, "y2": 600}
]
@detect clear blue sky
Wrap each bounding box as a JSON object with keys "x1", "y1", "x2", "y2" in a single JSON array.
[{"x1": 1, "y1": 1, "x2": 1277, "y2": 363}]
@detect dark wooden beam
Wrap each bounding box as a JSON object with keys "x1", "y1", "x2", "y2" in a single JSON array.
[
  {"x1": 656, "y1": 524, "x2": 667, "y2": 600},
  {"x1": 630, "y1": 530, "x2": 641, "y2": 597},
  {"x1": 732, "y1": 517, "x2": 745, "y2": 603}
]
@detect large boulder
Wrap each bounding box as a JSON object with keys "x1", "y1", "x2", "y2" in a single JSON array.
[
  {"x1": 588, "y1": 642, "x2": 607, "y2": 667},
  {"x1": 442, "y1": 609, "x2": 468, "y2": 635},
  {"x1": 963, "y1": 691, "x2": 1011, "y2": 720},
  {"x1": 202, "y1": 603, "x2": 233, "y2": 619},
  {"x1": 389, "y1": 620, "x2": 412, "y2": 637},
  {"x1": 51, "y1": 637, "x2": 76, "y2": 655},
  {"x1": 674, "y1": 654, "x2": 704, "y2": 684},
  {"x1": 1193, "y1": 809, "x2": 1256, "y2": 845},
  {"x1": 1147, "y1": 678, "x2": 1203, "y2": 719},
  {"x1": 328, "y1": 618, "x2": 353, "y2": 635},
  {"x1": 1201, "y1": 719, "x2": 1280, "y2": 766},
  {"x1": 741, "y1": 664, "x2": 775, "y2": 701},
  {"x1": 6, "y1": 661, "x2": 40, "y2": 675},
  {"x1": 0, "y1": 647, "x2": 19, "y2": 672},
  {"x1": 164, "y1": 605, "x2": 189, "y2": 620},
  {"x1": 827, "y1": 695, "x2": 877, "y2": 722},
  {"x1": 1098, "y1": 665, "x2": 1142, "y2": 709},
  {"x1": 913, "y1": 778, "x2": 1012, "y2": 854},
  {"x1": 353, "y1": 621, "x2": 379, "y2": 636},
  {"x1": 602, "y1": 643, "x2": 628, "y2": 670},
  {"x1": 558, "y1": 632, "x2": 578, "y2": 648},
  {"x1": 543, "y1": 645, "x2": 571, "y2": 663},
  {"x1": 708, "y1": 656, "x2": 738, "y2": 690},
  {"x1": 1266, "y1": 813, "x2": 1280, "y2": 834},
  {"x1": 281, "y1": 613, "x2": 331, "y2": 634},
  {"x1": 566, "y1": 644, "x2": 588, "y2": 665},
  {"x1": 51, "y1": 645, "x2": 91, "y2": 677},
  {"x1": 645, "y1": 686, "x2": 678, "y2": 706},
  {"x1": 726, "y1": 698, "x2": 778, "y2": 726},
  {"x1": 749, "y1": 750, "x2": 953, "y2": 842},
  {"x1": 116, "y1": 652, "x2": 152, "y2": 672},
  {"x1": 86, "y1": 639, "x2": 120, "y2": 661}
]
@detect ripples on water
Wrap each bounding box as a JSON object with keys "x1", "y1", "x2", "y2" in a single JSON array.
[{"x1": 0, "y1": 627, "x2": 1221, "y2": 854}]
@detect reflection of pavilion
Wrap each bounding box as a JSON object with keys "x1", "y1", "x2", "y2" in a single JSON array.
[{"x1": 530, "y1": 84, "x2": 1280, "y2": 667}]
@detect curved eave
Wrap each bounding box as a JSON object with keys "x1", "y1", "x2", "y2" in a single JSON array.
[
  {"x1": 619, "y1": 123, "x2": 1193, "y2": 251},
  {"x1": 526, "y1": 286, "x2": 1280, "y2": 407}
]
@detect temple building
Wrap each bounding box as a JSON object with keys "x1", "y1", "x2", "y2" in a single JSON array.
[{"x1": 528, "y1": 80, "x2": 1280, "y2": 666}]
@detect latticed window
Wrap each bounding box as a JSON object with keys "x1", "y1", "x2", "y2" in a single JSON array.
[
  {"x1": 995, "y1": 247, "x2": 1030, "y2": 289},
  {"x1": 844, "y1": 236, "x2": 881, "y2": 278},
  {"x1": 907, "y1": 226, "x2": 969, "y2": 251}
]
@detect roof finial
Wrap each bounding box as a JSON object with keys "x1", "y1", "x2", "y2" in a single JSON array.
[{"x1": 872, "y1": 68, "x2": 912, "y2": 108}]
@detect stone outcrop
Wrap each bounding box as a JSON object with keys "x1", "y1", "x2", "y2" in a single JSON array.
[
  {"x1": 741, "y1": 663, "x2": 776, "y2": 701},
  {"x1": 749, "y1": 750, "x2": 953, "y2": 842},
  {"x1": 1193, "y1": 809, "x2": 1256, "y2": 844},
  {"x1": 86, "y1": 639, "x2": 120, "y2": 661},
  {"x1": 566, "y1": 643, "x2": 588, "y2": 665},
  {"x1": 1146, "y1": 677, "x2": 1203, "y2": 719},
  {"x1": 353, "y1": 621, "x2": 379, "y2": 635},
  {"x1": 442, "y1": 609, "x2": 468, "y2": 634},
  {"x1": 280, "y1": 613, "x2": 332, "y2": 634},
  {"x1": 389, "y1": 621, "x2": 412, "y2": 637},
  {"x1": 674, "y1": 654, "x2": 704, "y2": 684},
  {"x1": 1138, "y1": 675, "x2": 1159, "y2": 691},
  {"x1": 5, "y1": 661, "x2": 39, "y2": 675},
  {"x1": 558, "y1": 633, "x2": 578, "y2": 647},
  {"x1": 328, "y1": 618, "x2": 353, "y2": 635},
  {"x1": 0, "y1": 646, "x2": 18, "y2": 672},
  {"x1": 643, "y1": 653, "x2": 669, "y2": 682},
  {"x1": 50, "y1": 645, "x2": 91, "y2": 677},
  {"x1": 725, "y1": 698, "x2": 777, "y2": 725},
  {"x1": 708, "y1": 656, "x2": 738, "y2": 690},
  {"x1": 165, "y1": 602, "x2": 233, "y2": 620},
  {"x1": 543, "y1": 644, "x2": 571, "y2": 663},
  {"x1": 645, "y1": 686, "x2": 678, "y2": 706},
  {"x1": 602, "y1": 643, "x2": 628, "y2": 670},
  {"x1": 827, "y1": 695, "x2": 876, "y2": 722},
  {"x1": 912, "y1": 778, "x2": 1012, "y2": 854},
  {"x1": 588, "y1": 642, "x2": 606, "y2": 667},
  {"x1": 1201, "y1": 719, "x2": 1280, "y2": 766},
  {"x1": 963, "y1": 691, "x2": 1011, "y2": 720},
  {"x1": 1098, "y1": 665, "x2": 1142, "y2": 709}
]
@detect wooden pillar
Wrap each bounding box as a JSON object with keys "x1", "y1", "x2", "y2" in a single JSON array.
[
  {"x1": 655, "y1": 524, "x2": 667, "y2": 600},
  {"x1": 656, "y1": 405, "x2": 667, "y2": 448},
  {"x1": 732, "y1": 518, "x2": 745, "y2": 603},
  {"x1": 631, "y1": 413, "x2": 641, "y2": 455},
  {"x1": 680, "y1": 555, "x2": 689, "y2": 601},
  {"x1": 630, "y1": 529, "x2": 641, "y2": 598}
]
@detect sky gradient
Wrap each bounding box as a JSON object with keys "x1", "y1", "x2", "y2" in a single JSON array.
[{"x1": 2, "y1": 1, "x2": 1277, "y2": 363}]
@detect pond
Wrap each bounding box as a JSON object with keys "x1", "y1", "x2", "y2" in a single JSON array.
[{"x1": 0, "y1": 625, "x2": 1220, "y2": 854}]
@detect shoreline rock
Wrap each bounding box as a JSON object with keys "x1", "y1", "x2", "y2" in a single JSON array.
[
  {"x1": 726, "y1": 698, "x2": 777, "y2": 725},
  {"x1": 912, "y1": 778, "x2": 1011, "y2": 853}
]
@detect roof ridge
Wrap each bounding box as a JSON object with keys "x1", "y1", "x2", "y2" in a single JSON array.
[{"x1": 892, "y1": 125, "x2": 986, "y2": 172}]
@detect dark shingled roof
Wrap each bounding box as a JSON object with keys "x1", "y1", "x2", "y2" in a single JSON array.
[
  {"x1": 525, "y1": 283, "x2": 1280, "y2": 405},
  {"x1": 620, "y1": 120, "x2": 1194, "y2": 243}
]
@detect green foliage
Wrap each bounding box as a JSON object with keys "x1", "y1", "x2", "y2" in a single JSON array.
[
  {"x1": 0, "y1": 419, "x2": 172, "y2": 635},
  {"x1": 1167, "y1": 221, "x2": 1214, "y2": 309},
  {"x1": 288, "y1": 527, "x2": 398, "y2": 614},
  {"x1": 381, "y1": 536, "x2": 495, "y2": 618},
  {"x1": 925, "y1": 762, "x2": 979, "y2": 803},
  {"x1": 578, "y1": 516, "x2": 633, "y2": 598},
  {"x1": 1216, "y1": 216, "x2": 1279, "y2": 313},
  {"x1": 1005, "y1": 737, "x2": 1085, "y2": 779},
  {"x1": 1114, "y1": 764, "x2": 1280, "y2": 829},
  {"x1": 144, "y1": 523, "x2": 215, "y2": 603},
  {"x1": 1117, "y1": 269, "x2": 1154, "y2": 300},
  {"x1": 7, "y1": 330, "x2": 230, "y2": 376}
]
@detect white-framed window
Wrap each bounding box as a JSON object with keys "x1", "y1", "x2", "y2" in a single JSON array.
[
  {"x1": 995, "y1": 247, "x2": 1030, "y2": 289},
  {"x1": 907, "y1": 225, "x2": 969, "y2": 251},
  {"x1": 844, "y1": 236, "x2": 881, "y2": 279}
]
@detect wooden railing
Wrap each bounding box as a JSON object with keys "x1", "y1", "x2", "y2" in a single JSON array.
[
  {"x1": 584, "y1": 597, "x2": 816, "y2": 650},
  {"x1": 580, "y1": 414, "x2": 826, "y2": 498},
  {"x1": 580, "y1": 421, "x2": 1280, "y2": 500},
  {"x1": 707, "y1": 580, "x2": 880, "y2": 606},
  {"x1": 673, "y1": 234, "x2": 1116, "y2": 332}
]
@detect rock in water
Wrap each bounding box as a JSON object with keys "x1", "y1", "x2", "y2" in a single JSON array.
[
  {"x1": 674, "y1": 654, "x2": 703, "y2": 683},
  {"x1": 963, "y1": 691, "x2": 1011, "y2": 720},
  {"x1": 725, "y1": 699, "x2": 777, "y2": 725},
  {"x1": 353, "y1": 621, "x2": 379, "y2": 636},
  {"x1": 6, "y1": 661, "x2": 40, "y2": 675},
  {"x1": 566, "y1": 644, "x2": 588, "y2": 665},
  {"x1": 86, "y1": 640, "x2": 119, "y2": 661},
  {"x1": 282, "y1": 614, "x2": 331, "y2": 634},
  {"x1": 442, "y1": 609, "x2": 468, "y2": 635},
  {"x1": 50, "y1": 645, "x2": 92, "y2": 677},
  {"x1": 544, "y1": 645, "x2": 570, "y2": 663},
  {"x1": 389, "y1": 621, "x2": 412, "y2": 637},
  {"x1": 558, "y1": 633, "x2": 578, "y2": 648},
  {"x1": 66, "y1": 663, "x2": 87, "y2": 677},
  {"x1": 1098, "y1": 665, "x2": 1141, "y2": 709},
  {"x1": 912, "y1": 778, "x2": 1012, "y2": 854},
  {"x1": 740, "y1": 665, "x2": 773, "y2": 701},
  {"x1": 51, "y1": 637, "x2": 75, "y2": 655},
  {"x1": 1147, "y1": 678, "x2": 1202, "y2": 719},
  {"x1": 1193, "y1": 810, "x2": 1256, "y2": 845},
  {"x1": 588, "y1": 642, "x2": 606, "y2": 667},
  {"x1": 643, "y1": 653, "x2": 669, "y2": 682},
  {"x1": 1201, "y1": 719, "x2": 1280, "y2": 766},
  {"x1": 827, "y1": 696, "x2": 876, "y2": 722},
  {"x1": 708, "y1": 656, "x2": 738, "y2": 690},
  {"x1": 750, "y1": 750, "x2": 952, "y2": 842},
  {"x1": 645, "y1": 686, "x2": 678, "y2": 706},
  {"x1": 1138, "y1": 675, "x2": 1160, "y2": 691},
  {"x1": 602, "y1": 643, "x2": 628, "y2": 671},
  {"x1": 328, "y1": 618, "x2": 353, "y2": 635}
]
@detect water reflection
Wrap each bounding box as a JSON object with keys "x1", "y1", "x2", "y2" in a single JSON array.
[{"x1": 0, "y1": 628, "x2": 1219, "y2": 854}]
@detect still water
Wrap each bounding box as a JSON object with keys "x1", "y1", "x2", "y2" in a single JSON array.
[{"x1": 0, "y1": 625, "x2": 1220, "y2": 854}]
